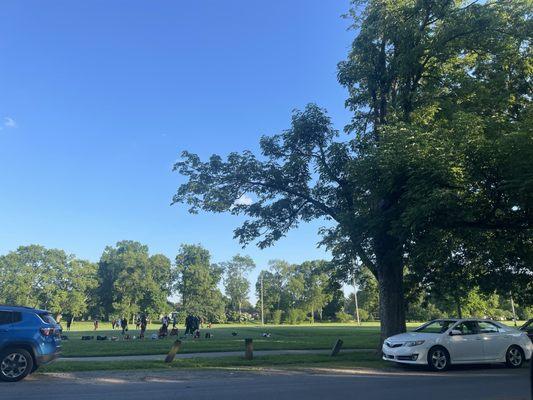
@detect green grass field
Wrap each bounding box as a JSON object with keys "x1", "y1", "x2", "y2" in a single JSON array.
[
  {"x1": 59, "y1": 320, "x2": 526, "y2": 358},
  {"x1": 60, "y1": 322, "x2": 385, "y2": 357}
]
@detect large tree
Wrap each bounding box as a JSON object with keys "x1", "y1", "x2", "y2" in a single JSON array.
[
  {"x1": 221, "y1": 254, "x2": 255, "y2": 315},
  {"x1": 173, "y1": 0, "x2": 532, "y2": 340},
  {"x1": 0, "y1": 245, "x2": 97, "y2": 318},
  {"x1": 96, "y1": 241, "x2": 172, "y2": 319},
  {"x1": 174, "y1": 244, "x2": 226, "y2": 322}
]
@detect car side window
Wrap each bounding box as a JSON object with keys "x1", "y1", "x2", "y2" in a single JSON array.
[
  {"x1": 454, "y1": 321, "x2": 479, "y2": 335},
  {"x1": 0, "y1": 311, "x2": 13, "y2": 325},
  {"x1": 12, "y1": 312, "x2": 22, "y2": 324},
  {"x1": 478, "y1": 321, "x2": 499, "y2": 334}
]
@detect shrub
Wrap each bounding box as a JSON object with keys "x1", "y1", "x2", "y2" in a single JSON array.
[
  {"x1": 335, "y1": 311, "x2": 352, "y2": 323},
  {"x1": 357, "y1": 309, "x2": 370, "y2": 322},
  {"x1": 285, "y1": 309, "x2": 306, "y2": 324},
  {"x1": 271, "y1": 309, "x2": 283, "y2": 325}
]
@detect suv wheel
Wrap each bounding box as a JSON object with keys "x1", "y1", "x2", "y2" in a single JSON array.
[{"x1": 0, "y1": 348, "x2": 34, "y2": 382}]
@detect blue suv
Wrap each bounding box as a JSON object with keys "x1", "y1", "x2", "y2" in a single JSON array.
[{"x1": 0, "y1": 305, "x2": 62, "y2": 382}]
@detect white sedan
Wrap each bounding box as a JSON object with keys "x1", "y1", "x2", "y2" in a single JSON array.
[{"x1": 382, "y1": 319, "x2": 533, "y2": 371}]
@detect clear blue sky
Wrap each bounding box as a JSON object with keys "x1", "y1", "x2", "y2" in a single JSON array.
[{"x1": 0, "y1": 1, "x2": 355, "y2": 298}]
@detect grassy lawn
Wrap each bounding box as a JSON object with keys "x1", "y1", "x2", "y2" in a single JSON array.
[
  {"x1": 59, "y1": 320, "x2": 526, "y2": 358},
  {"x1": 40, "y1": 351, "x2": 387, "y2": 373},
  {"x1": 60, "y1": 323, "x2": 384, "y2": 357}
]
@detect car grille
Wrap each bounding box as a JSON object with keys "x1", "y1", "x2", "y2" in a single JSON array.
[{"x1": 385, "y1": 341, "x2": 403, "y2": 348}]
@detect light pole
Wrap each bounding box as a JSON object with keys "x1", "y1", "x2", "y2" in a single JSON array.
[
  {"x1": 353, "y1": 273, "x2": 360, "y2": 325},
  {"x1": 510, "y1": 294, "x2": 517, "y2": 327},
  {"x1": 260, "y1": 273, "x2": 264, "y2": 325}
]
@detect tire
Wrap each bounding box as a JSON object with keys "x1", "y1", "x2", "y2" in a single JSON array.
[
  {"x1": 428, "y1": 346, "x2": 450, "y2": 371},
  {"x1": 505, "y1": 345, "x2": 524, "y2": 369},
  {"x1": 0, "y1": 348, "x2": 34, "y2": 382}
]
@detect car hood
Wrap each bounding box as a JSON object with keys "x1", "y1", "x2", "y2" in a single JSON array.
[{"x1": 385, "y1": 332, "x2": 440, "y2": 343}]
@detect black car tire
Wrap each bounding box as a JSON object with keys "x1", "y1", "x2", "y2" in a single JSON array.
[
  {"x1": 0, "y1": 348, "x2": 34, "y2": 382},
  {"x1": 427, "y1": 346, "x2": 450, "y2": 371},
  {"x1": 505, "y1": 345, "x2": 524, "y2": 369}
]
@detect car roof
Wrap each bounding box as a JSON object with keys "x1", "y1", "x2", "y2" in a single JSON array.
[{"x1": 0, "y1": 304, "x2": 51, "y2": 314}]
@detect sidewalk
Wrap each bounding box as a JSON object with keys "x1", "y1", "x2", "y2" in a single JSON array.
[{"x1": 59, "y1": 348, "x2": 373, "y2": 362}]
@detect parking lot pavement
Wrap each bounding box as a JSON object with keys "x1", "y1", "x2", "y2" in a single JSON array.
[{"x1": 1, "y1": 365, "x2": 530, "y2": 400}]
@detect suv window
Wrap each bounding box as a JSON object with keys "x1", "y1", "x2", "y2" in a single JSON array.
[
  {"x1": 454, "y1": 321, "x2": 479, "y2": 335},
  {"x1": 0, "y1": 311, "x2": 13, "y2": 325},
  {"x1": 12, "y1": 312, "x2": 22, "y2": 323},
  {"x1": 478, "y1": 321, "x2": 499, "y2": 334},
  {"x1": 38, "y1": 313, "x2": 56, "y2": 324}
]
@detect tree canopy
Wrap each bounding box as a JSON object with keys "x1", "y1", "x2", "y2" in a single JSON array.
[{"x1": 173, "y1": 0, "x2": 532, "y2": 340}]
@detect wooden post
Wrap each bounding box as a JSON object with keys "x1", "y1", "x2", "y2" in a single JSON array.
[
  {"x1": 165, "y1": 339, "x2": 182, "y2": 363},
  {"x1": 244, "y1": 338, "x2": 253, "y2": 360},
  {"x1": 330, "y1": 339, "x2": 343, "y2": 357}
]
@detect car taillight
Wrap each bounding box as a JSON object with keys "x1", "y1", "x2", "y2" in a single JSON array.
[{"x1": 40, "y1": 327, "x2": 55, "y2": 336}]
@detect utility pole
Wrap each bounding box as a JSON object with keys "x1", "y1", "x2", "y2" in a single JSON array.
[
  {"x1": 353, "y1": 274, "x2": 360, "y2": 326},
  {"x1": 260, "y1": 273, "x2": 264, "y2": 325},
  {"x1": 510, "y1": 294, "x2": 517, "y2": 327}
]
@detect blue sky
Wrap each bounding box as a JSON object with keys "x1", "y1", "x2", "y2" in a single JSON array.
[{"x1": 0, "y1": 1, "x2": 355, "y2": 299}]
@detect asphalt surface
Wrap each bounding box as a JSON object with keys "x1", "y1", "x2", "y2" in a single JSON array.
[{"x1": 2, "y1": 366, "x2": 530, "y2": 400}]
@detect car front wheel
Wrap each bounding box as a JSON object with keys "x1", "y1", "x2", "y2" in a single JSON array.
[
  {"x1": 505, "y1": 346, "x2": 524, "y2": 368},
  {"x1": 428, "y1": 347, "x2": 449, "y2": 371},
  {"x1": 0, "y1": 348, "x2": 34, "y2": 382}
]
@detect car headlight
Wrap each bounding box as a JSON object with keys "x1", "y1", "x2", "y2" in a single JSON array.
[{"x1": 406, "y1": 340, "x2": 425, "y2": 347}]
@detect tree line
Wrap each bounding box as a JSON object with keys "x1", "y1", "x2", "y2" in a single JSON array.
[
  {"x1": 1, "y1": 241, "x2": 529, "y2": 324},
  {"x1": 172, "y1": 0, "x2": 532, "y2": 340}
]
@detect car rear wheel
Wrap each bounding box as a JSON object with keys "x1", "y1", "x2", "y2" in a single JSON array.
[
  {"x1": 505, "y1": 346, "x2": 524, "y2": 368},
  {"x1": 428, "y1": 347, "x2": 449, "y2": 371},
  {"x1": 0, "y1": 348, "x2": 34, "y2": 382}
]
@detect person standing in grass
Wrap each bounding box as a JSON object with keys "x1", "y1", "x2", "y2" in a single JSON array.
[
  {"x1": 140, "y1": 314, "x2": 147, "y2": 339},
  {"x1": 120, "y1": 316, "x2": 128, "y2": 334},
  {"x1": 93, "y1": 318, "x2": 99, "y2": 331}
]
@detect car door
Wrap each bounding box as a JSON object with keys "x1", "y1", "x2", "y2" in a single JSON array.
[
  {"x1": 0, "y1": 311, "x2": 13, "y2": 348},
  {"x1": 478, "y1": 321, "x2": 509, "y2": 361},
  {"x1": 448, "y1": 321, "x2": 484, "y2": 362}
]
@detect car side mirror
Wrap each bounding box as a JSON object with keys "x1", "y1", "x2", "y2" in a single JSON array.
[{"x1": 450, "y1": 329, "x2": 462, "y2": 336}]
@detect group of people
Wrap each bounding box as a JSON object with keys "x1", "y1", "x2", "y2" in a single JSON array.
[
  {"x1": 109, "y1": 317, "x2": 131, "y2": 334},
  {"x1": 184, "y1": 315, "x2": 201, "y2": 336},
  {"x1": 82, "y1": 313, "x2": 211, "y2": 341}
]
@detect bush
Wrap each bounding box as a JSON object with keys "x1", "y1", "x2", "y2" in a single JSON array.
[
  {"x1": 357, "y1": 309, "x2": 370, "y2": 322},
  {"x1": 285, "y1": 309, "x2": 306, "y2": 324},
  {"x1": 335, "y1": 311, "x2": 352, "y2": 323},
  {"x1": 271, "y1": 309, "x2": 283, "y2": 325}
]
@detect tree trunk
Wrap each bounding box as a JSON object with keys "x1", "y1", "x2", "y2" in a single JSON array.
[
  {"x1": 377, "y1": 265, "x2": 406, "y2": 342},
  {"x1": 456, "y1": 298, "x2": 463, "y2": 319},
  {"x1": 374, "y1": 232, "x2": 406, "y2": 343}
]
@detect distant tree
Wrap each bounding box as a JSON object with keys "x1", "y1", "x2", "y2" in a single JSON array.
[
  {"x1": 96, "y1": 241, "x2": 172, "y2": 320},
  {"x1": 221, "y1": 254, "x2": 255, "y2": 316},
  {"x1": 255, "y1": 270, "x2": 282, "y2": 321},
  {"x1": 174, "y1": 244, "x2": 226, "y2": 322},
  {"x1": 0, "y1": 245, "x2": 97, "y2": 319},
  {"x1": 297, "y1": 260, "x2": 332, "y2": 322}
]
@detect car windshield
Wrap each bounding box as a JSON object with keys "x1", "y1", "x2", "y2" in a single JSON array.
[{"x1": 413, "y1": 320, "x2": 456, "y2": 334}]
